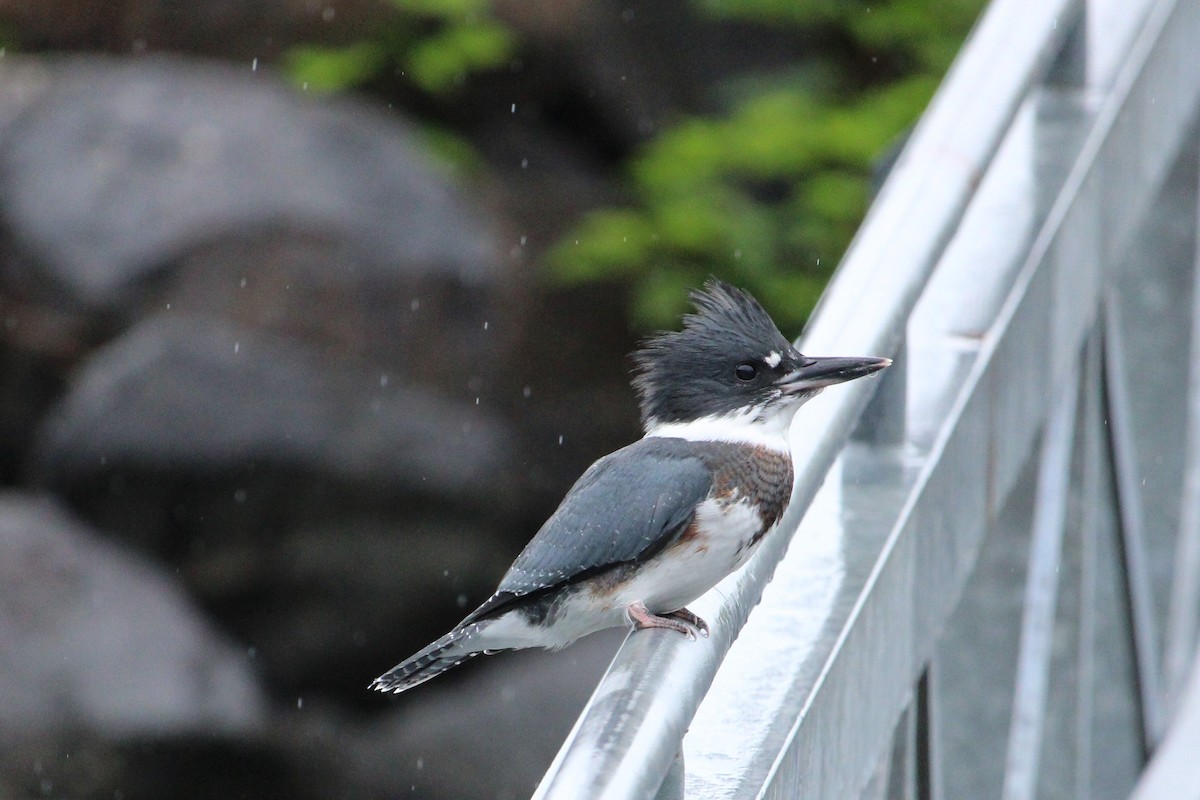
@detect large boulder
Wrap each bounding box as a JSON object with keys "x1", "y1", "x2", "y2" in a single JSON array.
[
  {"x1": 33, "y1": 314, "x2": 513, "y2": 504},
  {"x1": 0, "y1": 55, "x2": 512, "y2": 481},
  {"x1": 0, "y1": 491, "x2": 265, "y2": 736},
  {"x1": 30, "y1": 315, "x2": 520, "y2": 696},
  {"x1": 0, "y1": 55, "x2": 495, "y2": 312}
]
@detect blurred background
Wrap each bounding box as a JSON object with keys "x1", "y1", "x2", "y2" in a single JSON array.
[{"x1": 0, "y1": 1, "x2": 983, "y2": 797}]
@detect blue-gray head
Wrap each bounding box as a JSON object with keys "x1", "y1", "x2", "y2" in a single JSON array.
[{"x1": 632, "y1": 279, "x2": 890, "y2": 432}]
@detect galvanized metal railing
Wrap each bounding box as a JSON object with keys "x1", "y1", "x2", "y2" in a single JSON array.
[{"x1": 535, "y1": 0, "x2": 1200, "y2": 797}]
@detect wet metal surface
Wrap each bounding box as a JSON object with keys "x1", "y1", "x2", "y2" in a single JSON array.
[{"x1": 536, "y1": 0, "x2": 1200, "y2": 796}]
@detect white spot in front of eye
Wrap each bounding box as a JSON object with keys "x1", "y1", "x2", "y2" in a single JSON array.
[{"x1": 764, "y1": 351, "x2": 782, "y2": 368}]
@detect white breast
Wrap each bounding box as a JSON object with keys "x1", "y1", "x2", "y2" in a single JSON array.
[{"x1": 604, "y1": 496, "x2": 767, "y2": 614}]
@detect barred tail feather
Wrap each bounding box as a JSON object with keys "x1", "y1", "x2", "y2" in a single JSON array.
[{"x1": 370, "y1": 625, "x2": 482, "y2": 694}]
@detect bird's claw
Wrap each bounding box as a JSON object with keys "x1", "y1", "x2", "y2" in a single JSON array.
[
  {"x1": 627, "y1": 602, "x2": 710, "y2": 640},
  {"x1": 665, "y1": 607, "x2": 710, "y2": 638}
]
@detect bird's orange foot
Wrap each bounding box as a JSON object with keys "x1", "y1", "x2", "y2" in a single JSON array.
[{"x1": 626, "y1": 601, "x2": 709, "y2": 640}]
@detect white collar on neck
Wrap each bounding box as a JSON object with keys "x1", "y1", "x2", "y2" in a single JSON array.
[{"x1": 644, "y1": 405, "x2": 795, "y2": 454}]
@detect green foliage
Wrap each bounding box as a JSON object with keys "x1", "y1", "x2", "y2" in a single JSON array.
[
  {"x1": 547, "y1": 0, "x2": 984, "y2": 330},
  {"x1": 405, "y1": 20, "x2": 516, "y2": 93},
  {"x1": 284, "y1": 0, "x2": 515, "y2": 95},
  {"x1": 285, "y1": 42, "x2": 388, "y2": 93},
  {"x1": 413, "y1": 124, "x2": 489, "y2": 179},
  {"x1": 847, "y1": 0, "x2": 984, "y2": 71}
]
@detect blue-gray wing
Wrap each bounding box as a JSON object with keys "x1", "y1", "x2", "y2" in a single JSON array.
[{"x1": 490, "y1": 438, "x2": 713, "y2": 602}]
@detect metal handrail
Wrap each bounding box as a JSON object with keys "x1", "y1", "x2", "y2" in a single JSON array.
[
  {"x1": 534, "y1": 0, "x2": 1084, "y2": 797},
  {"x1": 537, "y1": 0, "x2": 1200, "y2": 795},
  {"x1": 684, "y1": 0, "x2": 1200, "y2": 795}
]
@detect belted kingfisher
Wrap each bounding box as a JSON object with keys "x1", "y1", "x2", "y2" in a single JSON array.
[{"x1": 372, "y1": 279, "x2": 889, "y2": 694}]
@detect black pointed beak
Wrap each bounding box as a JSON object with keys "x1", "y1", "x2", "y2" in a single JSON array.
[{"x1": 779, "y1": 355, "x2": 891, "y2": 393}]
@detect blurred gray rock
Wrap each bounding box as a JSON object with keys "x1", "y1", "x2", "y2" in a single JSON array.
[
  {"x1": 30, "y1": 314, "x2": 520, "y2": 695},
  {"x1": 33, "y1": 314, "x2": 513, "y2": 501},
  {"x1": 0, "y1": 491, "x2": 265, "y2": 736},
  {"x1": 0, "y1": 55, "x2": 514, "y2": 486},
  {"x1": 0, "y1": 55, "x2": 496, "y2": 312}
]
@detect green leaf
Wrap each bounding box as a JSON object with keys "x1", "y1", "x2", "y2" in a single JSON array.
[
  {"x1": 850, "y1": 0, "x2": 982, "y2": 70},
  {"x1": 405, "y1": 21, "x2": 516, "y2": 93},
  {"x1": 414, "y1": 124, "x2": 488, "y2": 178},
  {"x1": 803, "y1": 171, "x2": 869, "y2": 223},
  {"x1": 723, "y1": 90, "x2": 826, "y2": 177},
  {"x1": 285, "y1": 42, "x2": 388, "y2": 93},
  {"x1": 631, "y1": 269, "x2": 706, "y2": 328},
  {"x1": 631, "y1": 119, "x2": 727, "y2": 196},
  {"x1": 547, "y1": 209, "x2": 659, "y2": 283}
]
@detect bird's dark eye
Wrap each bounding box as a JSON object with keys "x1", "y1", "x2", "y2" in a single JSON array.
[{"x1": 735, "y1": 362, "x2": 758, "y2": 382}]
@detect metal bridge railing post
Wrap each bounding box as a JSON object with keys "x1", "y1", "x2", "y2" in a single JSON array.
[
  {"x1": 1000, "y1": 358, "x2": 1081, "y2": 800},
  {"x1": 1101, "y1": 294, "x2": 1166, "y2": 749},
  {"x1": 1162, "y1": 142, "x2": 1200, "y2": 722}
]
